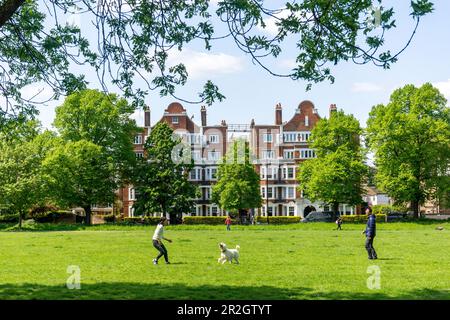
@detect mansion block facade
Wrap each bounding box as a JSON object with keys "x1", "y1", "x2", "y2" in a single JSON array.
[{"x1": 119, "y1": 101, "x2": 360, "y2": 218}]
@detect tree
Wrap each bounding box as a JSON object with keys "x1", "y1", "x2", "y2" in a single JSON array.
[
  {"x1": 298, "y1": 110, "x2": 367, "y2": 218},
  {"x1": 0, "y1": 141, "x2": 43, "y2": 228},
  {"x1": 0, "y1": 120, "x2": 49, "y2": 228},
  {"x1": 42, "y1": 139, "x2": 117, "y2": 225},
  {"x1": 366, "y1": 83, "x2": 450, "y2": 218},
  {"x1": 0, "y1": 0, "x2": 434, "y2": 117},
  {"x1": 53, "y1": 89, "x2": 138, "y2": 184},
  {"x1": 133, "y1": 122, "x2": 198, "y2": 222},
  {"x1": 0, "y1": 114, "x2": 40, "y2": 142},
  {"x1": 212, "y1": 139, "x2": 262, "y2": 221}
]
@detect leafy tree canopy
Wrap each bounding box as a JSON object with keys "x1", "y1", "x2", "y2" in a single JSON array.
[
  {"x1": 133, "y1": 121, "x2": 198, "y2": 216},
  {"x1": 212, "y1": 139, "x2": 262, "y2": 214},
  {"x1": 299, "y1": 146, "x2": 367, "y2": 208},
  {"x1": 311, "y1": 110, "x2": 363, "y2": 156},
  {"x1": 0, "y1": 0, "x2": 434, "y2": 118},
  {"x1": 366, "y1": 83, "x2": 450, "y2": 217},
  {"x1": 42, "y1": 139, "x2": 117, "y2": 224},
  {"x1": 53, "y1": 88, "x2": 138, "y2": 183},
  {"x1": 0, "y1": 120, "x2": 54, "y2": 227},
  {"x1": 298, "y1": 110, "x2": 367, "y2": 216}
]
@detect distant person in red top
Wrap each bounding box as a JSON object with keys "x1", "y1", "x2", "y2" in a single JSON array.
[{"x1": 225, "y1": 216, "x2": 232, "y2": 231}]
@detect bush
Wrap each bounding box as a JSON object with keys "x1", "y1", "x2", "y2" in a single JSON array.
[
  {"x1": 255, "y1": 216, "x2": 301, "y2": 224},
  {"x1": 120, "y1": 216, "x2": 162, "y2": 225},
  {"x1": 372, "y1": 205, "x2": 392, "y2": 215},
  {"x1": 182, "y1": 216, "x2": 239, "y2": 225},
  {"x1": 30, "y1": 204, "x2": 59, "y2": 216},
  {"x1": 340, "y1": 214, "x2": 386, "y2": 223},
  {"x1": 392, "y1": 203, "x2": 409, "y2": 213},
  {"x1": 0, "y1": 214, "x2": 20, "y2": 223},
  {"x1": 33, "y1": 211, "x2": 73, "y2": 223},
  {"x1": 103, "y1": 214, "x2": 123, "y2": 223}
]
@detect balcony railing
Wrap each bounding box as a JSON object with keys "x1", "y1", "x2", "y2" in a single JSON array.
[{"x1": 228, "y1": 124, "x2": 251, "y2": 132}]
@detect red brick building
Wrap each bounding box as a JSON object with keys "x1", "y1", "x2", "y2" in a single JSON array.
[{"x1": 120, "y1": 101, "x2": 359, "y2": 218}]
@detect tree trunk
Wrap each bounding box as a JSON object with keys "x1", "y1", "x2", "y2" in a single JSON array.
[
  {"x1": 411, "y1": 200, "x2": 420, "y2": 219},
  {"x1": 169, "y1": 212, "x2": 177, "y2": 225},
  {"x1": 0, "y1": 0, "x2": 26, "y2": 28},
  {"x1": 84, "y1": 206, "x2": 92, "y2": 225},
  {"x1": 161, "y1": 203, "x2": 167, "y2": 223},
  {"x1": 18, "y1": 211, "x2": 23, "y2": 229},
  {"x1": 332, "y1": 203, "x2": 339, "y2": 221},
  {"x1": 239, "y1": 209, "x2": 248, "y2": 225}
]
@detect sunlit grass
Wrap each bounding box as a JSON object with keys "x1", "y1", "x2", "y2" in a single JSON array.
[{"x1": 1, "y1": 222, "x2": 450, "y2": 299}]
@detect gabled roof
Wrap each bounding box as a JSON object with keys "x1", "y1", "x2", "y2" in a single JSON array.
[
  {"x1": 283, "y1": 100, "x2": 321, "y2": 131},
  {"x1": 164, "y1": 102, "x2": 186, "y2": 114},
  {"x1": 365, "y1": 186, "x2": 387, "y2": 196}
]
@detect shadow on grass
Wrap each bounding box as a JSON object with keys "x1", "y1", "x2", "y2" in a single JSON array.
[{"x1": 0, "y1": 283, "x2": 449, "y2": 300}]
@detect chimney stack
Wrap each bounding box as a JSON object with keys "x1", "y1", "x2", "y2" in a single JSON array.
[
  {"x1": 201, "y1": 105, "x2": 207, "y2": 127},
  {"x1": 144, "y1": 106, "x2": 151, "y2": 128},
  {"x1": 275, "y1": 103, "x2": 282, "y2": 125},
  {"x1": 329, "y1": 104, "x2": 337, "y2": 118}
]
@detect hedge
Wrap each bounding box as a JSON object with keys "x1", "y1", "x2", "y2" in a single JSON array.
[
  {"x1": 340, "y1": 214, "x2": 387, "y2": 223},
  {"x1": 256, "y1": 216, "x2": 301, "y2": 224},
  {"x1": 182, "y1": 216, "x2": 239, "y2": 225},
  {"x1": 0, "y1": 214, "x2": 20, "y2": 223},
  {"x1": 371, "y1": 205, "x2": 392, "y2": 215},
  {"x1": 103, "y1": 214, "x2": 123, "y2": 223},
  {"x1": 119, "y1": 216, "x2": 162, "y2": 225},
  {"x1": 32, "y1": 211, "x2": 74, "y2": 223},
  {"x1": 371, "y1": 204, "x2": 408, "y2": 215}
]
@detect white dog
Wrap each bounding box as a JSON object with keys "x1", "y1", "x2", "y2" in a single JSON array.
[{"x1": 218, "y1": 242, "x2": 240, "y2": 264}]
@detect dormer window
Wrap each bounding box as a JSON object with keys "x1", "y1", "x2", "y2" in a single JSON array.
[{"x1": 172, "y1": 116, "x2": 179, "y2": 124}]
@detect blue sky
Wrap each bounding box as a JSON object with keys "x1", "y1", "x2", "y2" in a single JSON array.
[{"x1": 34, "y1": 0, "x2": 450, "y2": 130}]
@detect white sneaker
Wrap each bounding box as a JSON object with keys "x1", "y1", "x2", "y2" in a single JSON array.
[{"x1": 153, "y1": 259, "x2": 158, "y2": 265}]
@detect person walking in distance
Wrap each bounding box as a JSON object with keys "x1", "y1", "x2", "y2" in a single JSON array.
[
  {"x1": 362, "y1": 207, "x2": 378, "y2": 260},
  {"x1": 225, "y1": 215, "x2": 232, "y2": 231},
  {"x1": 152, "y1": 217, "x2": 172, "y2": 265},
  {"x1": 336, "y1": 217, "x2": 343, "y2": 230}
]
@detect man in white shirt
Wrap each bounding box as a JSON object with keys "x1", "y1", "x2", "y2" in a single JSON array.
[{"x1": 152, "y1": 217, "x2": 172, "y2": 265}]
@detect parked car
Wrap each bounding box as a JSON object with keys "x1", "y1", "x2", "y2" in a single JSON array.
[
  {"x1": 386, "y1": 212, "x2": 408, "y2": 221},
  {"x1": 301, "y1": 211, "x2": 338, "y2": 223}
]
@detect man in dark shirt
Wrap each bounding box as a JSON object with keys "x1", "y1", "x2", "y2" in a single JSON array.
[{"x1": 363, "y1": 207, "x2": 378, "y2": 260}]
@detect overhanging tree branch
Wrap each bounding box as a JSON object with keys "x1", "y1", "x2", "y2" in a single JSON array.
[{"x1": 0, "y1": 0, "x2": 25, "y2": 28}]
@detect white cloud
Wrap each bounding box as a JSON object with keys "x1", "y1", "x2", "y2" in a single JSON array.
[
  {"x1": 351, "y1": 82, "x2": 384, "y2": 93},
  {"x1": 167, "y1": 49, "x2": 244, "y2": 80},
  {"x1": 259, "y1": 8, "x2": 312, "y2": 36},
  {"x1": 20, "y1": 84, "x2": 55, "y2": 102},
  {"x1": 259, "y1": 10, "x2": 290, "y2": 36},
  {"x1": 277, "y1": 58, "x2": 297, "y2": 70},
  {"x1": 432, "y1": 79, "x2": 450, "y2": 100},
  {"x1": 66, "y1": 13, "x2": 82, "y2": 28}
]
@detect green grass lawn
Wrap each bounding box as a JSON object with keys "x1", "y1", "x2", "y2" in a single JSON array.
[{"x1": 1, "y1": 221, "x2": 450, "y2": 300}]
